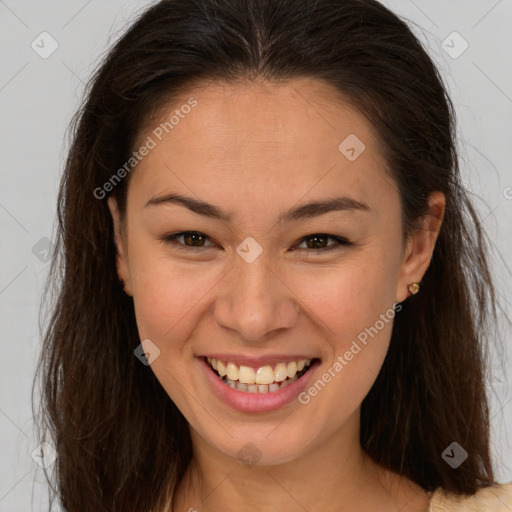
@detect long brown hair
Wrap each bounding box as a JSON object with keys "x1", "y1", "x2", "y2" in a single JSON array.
[{"x1": 33, "y1": 0, "x2": 508, "y2": 510}]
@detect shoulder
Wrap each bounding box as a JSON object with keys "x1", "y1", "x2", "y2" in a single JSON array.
[{"x1": 428, "y1": 482, "x2": 512, "y2": 511}]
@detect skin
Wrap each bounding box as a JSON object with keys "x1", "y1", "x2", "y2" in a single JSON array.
[{"x1": 108, "y1": 77, "x2": 445, "y2": 512}]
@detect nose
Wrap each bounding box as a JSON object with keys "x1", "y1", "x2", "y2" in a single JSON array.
[{"x1": 212, "y1": 256, "x2": 300, "y2": 342}]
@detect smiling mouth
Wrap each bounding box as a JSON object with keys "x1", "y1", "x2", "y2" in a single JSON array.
[{"x1": 203, "y1": 356, "x2": 320, "y2": 393}]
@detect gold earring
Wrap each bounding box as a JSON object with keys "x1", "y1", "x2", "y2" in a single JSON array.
[{"x1": 408, "y1": 282, "x2": 420, "y2": 295}]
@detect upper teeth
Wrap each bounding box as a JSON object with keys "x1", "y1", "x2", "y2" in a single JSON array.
[{"x1": 206, "y1": 357, "x2": 312, "y2": 385}]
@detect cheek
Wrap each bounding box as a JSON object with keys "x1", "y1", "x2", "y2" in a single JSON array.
[
  {"x1": 130, "y1": 240, "x2": 400, "y2": 349},
  {"x1": 292, "y1": 251, "x2": 399, "y2": 339},
  {"x1": 129, "y1": 256, "x2": 217, "y2": 403},
  {"x1": 292, "y1": 270, "x2": 397, "y2": 424},
  {"x1": 289, "y1": 251, "x2": 399, "y2": 391},
  {"x1": 131, "y1": 256, "x2": 214, "y2": 342}
]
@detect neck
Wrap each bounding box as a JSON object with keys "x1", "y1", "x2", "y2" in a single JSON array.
[{"x1": 170, "y1": 410, "x2": 430, "y2": 512}]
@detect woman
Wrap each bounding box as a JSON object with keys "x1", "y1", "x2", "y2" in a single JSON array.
[{"x1": 34, "y1": 0, "x2": 512, "y2": 510}]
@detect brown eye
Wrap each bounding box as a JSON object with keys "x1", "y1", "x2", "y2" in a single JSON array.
[
  {"x1": 295, "y1": 234, "x2": 352, "y2": 252},
  {"x1": 163, "y1": 231, "x2": 216, "y2": 250},
  {"x1": 161, "y1": 231, "x2": 352, "y2": 253}
]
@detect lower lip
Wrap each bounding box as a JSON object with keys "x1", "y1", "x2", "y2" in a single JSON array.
[{"x1": 198, "y1": 357, "x2": 320, "y2": 413}]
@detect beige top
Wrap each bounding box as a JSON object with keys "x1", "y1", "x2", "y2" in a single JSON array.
[{"x1": 427, "y1": 483, "x2": 512, "y2": 511}]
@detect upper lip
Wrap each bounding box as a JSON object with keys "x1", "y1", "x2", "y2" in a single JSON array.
[{"x1": 200, "y1": 354, "x2": 319, "y2": 368}]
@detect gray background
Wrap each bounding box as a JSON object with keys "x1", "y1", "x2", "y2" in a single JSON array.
[{"x1": 0, "y1": 0, "x2": 511, "y2": 510}]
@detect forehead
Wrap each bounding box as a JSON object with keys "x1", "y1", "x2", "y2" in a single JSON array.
[
  {"x1": 129, "y1": 78, "x2": 397, "y2": 215},
  {"x1": 140, "y1": 77, "x2": 377, "y2": 155}
]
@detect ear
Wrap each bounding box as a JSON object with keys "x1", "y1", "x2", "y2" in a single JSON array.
[
  {"x1": 396, "y1": 191, "x2": 445, "y2": 303},
  {"x1": 107, "y1": 196, "x2": 132, "y2": 296}
]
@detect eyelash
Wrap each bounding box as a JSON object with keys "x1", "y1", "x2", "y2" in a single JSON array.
[{"x1": 161, "y1": 231, "x2": 352, "y2": 253}]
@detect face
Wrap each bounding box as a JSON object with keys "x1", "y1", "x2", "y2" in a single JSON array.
[{"x1": 109, "y1": 78, "x2": 444, "y2": 466}]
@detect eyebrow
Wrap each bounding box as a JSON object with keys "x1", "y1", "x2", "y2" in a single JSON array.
[{"x1": 144, "y1": 192, "x2": 370, "y2": 223}]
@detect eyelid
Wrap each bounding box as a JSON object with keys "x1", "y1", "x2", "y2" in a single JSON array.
[{"x1": 161, "y1": 231, "x2": 352, "y2": 252}]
